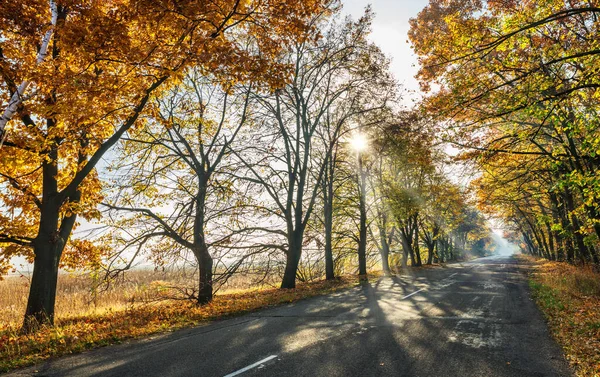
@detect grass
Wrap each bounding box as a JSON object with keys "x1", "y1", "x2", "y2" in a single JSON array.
[
  {"x1": 0, "y1": 271, "x2": 365, "y2": 373},
  {"x1": 521, "y1": 255, "x2": 600, "y2": 376},
  {"x1": 0, "y1": 269, "x2": 285, "y2": 327}
]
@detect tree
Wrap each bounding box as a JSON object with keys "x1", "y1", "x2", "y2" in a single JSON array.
[
  {"x1": 419, "y1": 174, "x2": 460, "y2": 264},
  {"x1": 381, "y1": 115, "x2": 434, "y2": 267},
  {"x1": 234, "y1": 7, "x2": 393, "y2": 288},
  {"x1": 410, "y1": 0, "x2": 600, "y2": 263},
  {"x1": 0, "y1": 0, "x2": 330, "y2": 331},
  {"x1": 104, "y1": 70, "x2": 256, "y2": 304}
]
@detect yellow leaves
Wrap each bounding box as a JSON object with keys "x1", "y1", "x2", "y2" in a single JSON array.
[{"x1": 60, "y1": 239, "x2": 108, "y2": 271}]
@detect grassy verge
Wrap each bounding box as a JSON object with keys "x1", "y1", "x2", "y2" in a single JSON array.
[
  {"x1": 521, "y1": 255, "x2": 600, "y2": 376},
  {"x1": 0, "y1": 275, "x2": 363, "y2": 373}
]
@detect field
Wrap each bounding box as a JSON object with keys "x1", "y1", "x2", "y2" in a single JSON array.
[{"x1": 0, "y1": 268, "x2": 288, "y2": 329}]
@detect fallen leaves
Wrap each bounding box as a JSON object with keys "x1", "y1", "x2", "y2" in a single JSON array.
[
  {"x1": 526, "y1": 256, "x2": 600, "y2": 376},
  {"x1": 0, "y1": 276, "x2": 359, "y2": 373}
]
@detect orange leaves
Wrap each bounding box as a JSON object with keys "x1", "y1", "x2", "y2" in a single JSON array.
[{"x1": 60, "y1": 239, "x2": 108, "y2": 271}]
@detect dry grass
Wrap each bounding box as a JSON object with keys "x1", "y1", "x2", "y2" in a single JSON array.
[
  {"x1": 521, "y1": 255, "x2": 600, "y2": 377},
  {"x1": 0, "y1": 271, "x2": 363, "y2": 373},
  {"x1": 0, "y1": 269, "x2": 280, "y2": 329}
]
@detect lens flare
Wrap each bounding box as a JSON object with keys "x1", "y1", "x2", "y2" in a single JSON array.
[{"x1": 349, "y1": 133, "x2": 368, "y2": 152}]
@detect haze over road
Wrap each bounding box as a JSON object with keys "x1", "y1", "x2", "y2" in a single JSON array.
[{"x1": 8, "y1": 256, "x2": 571, "y2": 377}]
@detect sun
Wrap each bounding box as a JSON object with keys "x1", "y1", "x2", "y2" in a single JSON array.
[{"x1": 349, "y1": 133, "x2": 368, "y2": 152}]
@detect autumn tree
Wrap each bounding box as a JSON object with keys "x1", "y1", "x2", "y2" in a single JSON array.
[
  {"x1": 380, "y1": 115, "x2": 436, "y2": 267},
  {"x1": 418, "y1": 174, "x2": 461, "y2": 264},
  {"x1": 410, "y1": 0, "x2": 600, "y2": 263},
  {"x1": 0, "y1": 0, "x2": 330, "y2": 330}
]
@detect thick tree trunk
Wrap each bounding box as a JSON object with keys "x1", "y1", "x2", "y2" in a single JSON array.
[
  {"x1": 193, "y1": 181, "x2": 214, "y2": 304},
  {"x1": 24, "y1": 209, "x2": 79, "y2": 331},
  {"x1": 24, "y1": 241, "x2": 61, "y2": 331},
  {"x1": 24, "y1": 207, "x2": 78, "y2": 331},
  {"x1": 401, "y1": 247, "x2": 408, "y2": 268},
  {"x1": 552, "y1": 231, "x2": 565, "y2": 262},
  {"x1": 357, "y1": 216, "x2": 368, "y2": 276},
  {"x1": 544, "y1": 222, "x2": 556, "y2": 260},
  {"x1": 400, "y1": 231, "x2": 415, "y2": 266},
  {"x1": 324, "y1": 230, "x2": 335, "y2": 280},
  {"x1": 408, "y1": 241, "x2": 417, "y2": 267},
  {"x1": 380, "y1": 249, "x2": 390, "y2": 275},
  {"x1": 281, "y1": 231, "x2": 303, "y2": 289},
  {"x1": 324, "y1": 180, "x2": 335, "y2": 280},
  {"x1": 537, "y1": 227, "x2": 552, "y2": 260},
  {"x1": 195, "y1": 245, "x2": 213, "y2": 305},
  {"x1": 438, "y1": 239, "x2": 446, "y2": 263},
  {"x1": 565, "y1": 236, "x2": 575, "y2": 263},
  {"x1": 522, "y1": 231, "x2": 535, "y2": 255},
  {"x1": 23, "y1": 146, "x2": 77, "y2": 332},
  {"x1": 551, "y1": 192, "x2": 574, "y2": 262},
  {"x1": 426, "y1": 243, "x2": 434, "y2": 265},
  {"x1": 414, "y1": 245, "x2": 422, "y2": 266}
]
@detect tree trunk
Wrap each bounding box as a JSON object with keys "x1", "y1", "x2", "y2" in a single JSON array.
[
  {"x1": 357, "y1": 153, "x2": 368, "y2": 277},
  {"x1": 413, "y1": 218, "x2": 422, "y2": 267},
  {"x1": 324, "y1": 227, "x2": 335, "y2": 280},
  {"x1": 379, "y1": 232, "x2": 391, "y2": 275},
  {"x1": 400, "y1": 231, "x2": 415, "y2": 266},
  {"x1": 324, "y1": 177, "x2": 335, "y2": 280},
  {"x1": 426, "y1": 242, "x2": 434, "y2": 265},
  {"x1": 24, "y1": 241, "x2": 61, "y2": 331},
  {"x1": 544, "y1": 221, "x2": 556, "y2": 261},
  {"x1": 23, "y1": 147, "x2": 78, "y2": 332},
  {"x1": 537, "y1": 226, "x2": 552, "y2": 260},
  {"x1": 438, "y1": 238, "x2": 446, "y2": 263},
  {"x1": 24, "y1": 208, "x2": 78, "y2": 331},
  {"x1": 564, "y1": 189, "x2": 593, "y2": 263},
  {"x1": 281, "y1": 230, "x2": 303, "y2": 289},
  {"x1": 550, "y1": 192, "x2": 574, "y2": 262},
  {"x1": 414, "y1": 244, "x2": 422, "y2": 266},
  {"x1": 522, "y1": 232, "x2": 537, "y2": 255},
  {"x1": 195, "y1": 244, "x2": 213, "y2": 305}
]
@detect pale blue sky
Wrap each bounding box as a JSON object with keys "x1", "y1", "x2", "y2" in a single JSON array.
[{"x1": 342, "y1": 0, "x2": 430, "y2": 102}]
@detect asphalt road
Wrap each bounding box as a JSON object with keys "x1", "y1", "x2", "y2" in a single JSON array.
[{"x1": 7, "y1": 255, "x2": 572, "y2": 377}]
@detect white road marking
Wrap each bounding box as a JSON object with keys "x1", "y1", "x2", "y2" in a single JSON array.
[
  {"x1": 402, "y1": 288, "x2": 426, "y2": 300},
  {"x1": 402, "y1": 271, "x2": 459, "y2": 300},
  {"x1": 223, "y1": 355, "x2": 278, "y2": 377}
]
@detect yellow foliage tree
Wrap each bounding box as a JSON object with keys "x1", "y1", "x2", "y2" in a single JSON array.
[{"x1": 0, "y1": 0, "x2": 331, "y2": 331}]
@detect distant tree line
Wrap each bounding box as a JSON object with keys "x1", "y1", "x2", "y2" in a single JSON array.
[{"x1": 410, "y1": 0, "x2": 600, "y2": 264}]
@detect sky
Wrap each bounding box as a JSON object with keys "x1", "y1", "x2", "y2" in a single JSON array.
[{"x1": 341, "y1": 0, "x2": 430, "y2": 103}]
